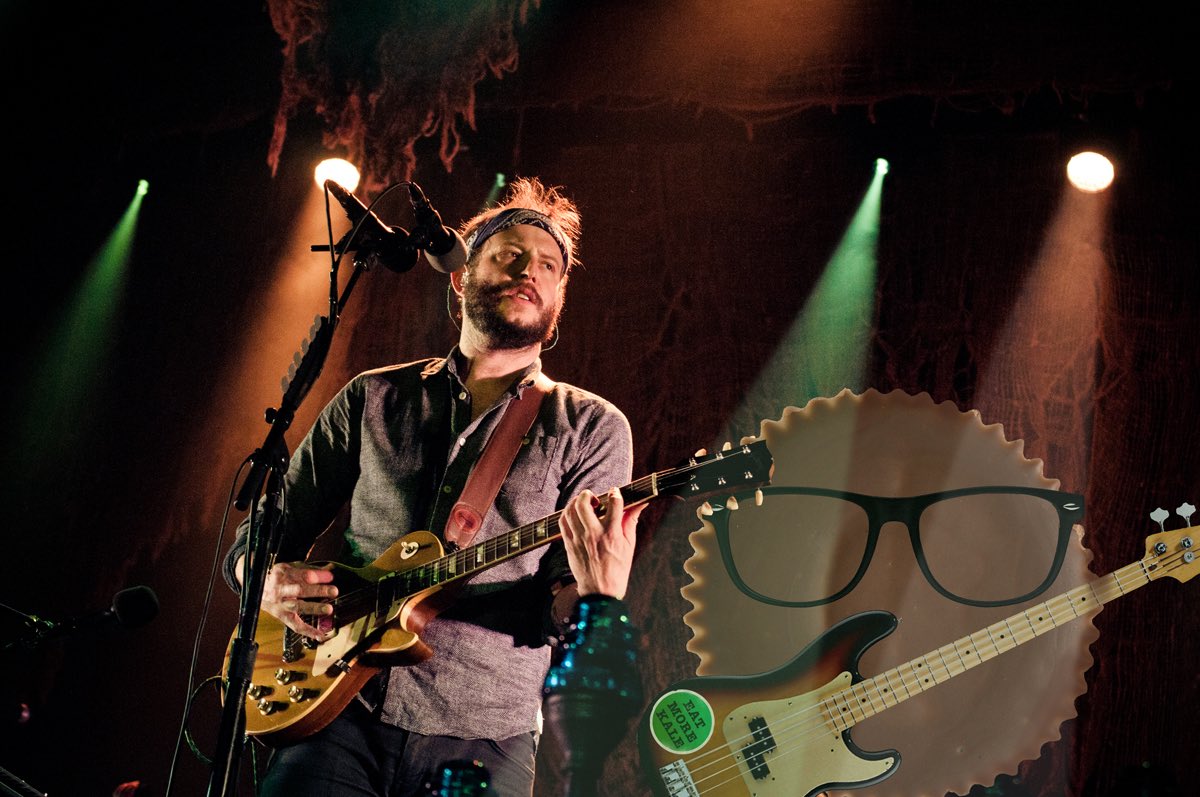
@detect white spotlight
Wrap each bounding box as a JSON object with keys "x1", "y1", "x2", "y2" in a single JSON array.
[
  {"x1": 1066, "y1": 151, "x2": 1115, "y2": 193},
  {"x1": 315, "y1": 158, "x2": 361, "y2": 192}
]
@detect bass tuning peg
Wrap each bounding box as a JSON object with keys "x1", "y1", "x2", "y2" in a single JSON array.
[{"x1": 1149, "y1": 507, "x2": 1169, "y2": 532}]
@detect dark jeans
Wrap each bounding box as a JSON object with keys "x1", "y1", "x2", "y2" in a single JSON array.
[{"x1": 257, "y1": 701, "x2": 538, "y2": 796}]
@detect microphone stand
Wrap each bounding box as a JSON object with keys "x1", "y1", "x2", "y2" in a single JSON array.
[{"x1": 207, "y1": 217, "x2": 417, "y2": 796}]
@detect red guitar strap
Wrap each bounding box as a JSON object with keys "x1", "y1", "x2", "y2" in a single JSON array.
[{"x1": 443, "y1": 371, "x2": 554, "y2": 549}]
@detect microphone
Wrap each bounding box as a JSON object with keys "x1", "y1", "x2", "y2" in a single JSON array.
[
  {"x1": 323, "y1": 179, "x2": 419, "y2": 273},
  {"x1": 408, "y1": 182, "x2": 468, "y2": 273},
  {"x1": 37, "y1": 585, "x2": 159, "y2": 643}
]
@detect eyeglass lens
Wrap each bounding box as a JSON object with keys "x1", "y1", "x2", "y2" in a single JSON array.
[{"x1": 724, "y1": 490, "x2": 1067, "y2": 605}]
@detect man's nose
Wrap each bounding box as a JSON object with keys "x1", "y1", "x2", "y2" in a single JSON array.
[{"x1": 511, "y1": 253, "x2": 535, "y2": 279}]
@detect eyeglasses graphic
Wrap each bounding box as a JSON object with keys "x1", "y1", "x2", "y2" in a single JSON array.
[{"x1": 709, "y1": 485, "x2": 1085, "y2": 608}]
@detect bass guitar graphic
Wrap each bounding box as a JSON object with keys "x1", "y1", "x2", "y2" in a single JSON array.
[{"x1": 639, "y1": 504, "x2": 1197, "y2": 797}]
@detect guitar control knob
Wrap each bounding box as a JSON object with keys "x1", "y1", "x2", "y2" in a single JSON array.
[
  {"x1": 275, "y1": 668, "x2": 306, "y2": 685},
  {"x1": 256, "y1": 699, "x2": 286, "y2": 715},
  {"x1": 247, "y1": 684, "x2": 274, "y2": 700},
  {"x1": 288, "y1": 686, "x2": 316, "y2": 703}
]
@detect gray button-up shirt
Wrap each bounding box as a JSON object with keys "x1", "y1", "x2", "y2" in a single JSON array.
[{"x1": 223, "y1": 348, "x2": 633, "y2": 739}]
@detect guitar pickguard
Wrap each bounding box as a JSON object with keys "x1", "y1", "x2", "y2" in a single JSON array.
[{"x1": 720, "y1": 672, "x2": 894, "y2": 797}]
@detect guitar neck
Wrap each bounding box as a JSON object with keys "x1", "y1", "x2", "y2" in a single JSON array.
[
  {"x1": 824, "y1": 558, "x2": 1151, "y2": 730},
  {"x1": 379, "y1": 474, "x2": 664, "y2": 600}
]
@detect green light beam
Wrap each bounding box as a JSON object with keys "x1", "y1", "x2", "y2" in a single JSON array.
[
  {"x1": 731, "y1": 165, "x2": 885, "y2": 435},
  {"x1": 17, "y1": 182, "x2": 145, "y2": 465}
]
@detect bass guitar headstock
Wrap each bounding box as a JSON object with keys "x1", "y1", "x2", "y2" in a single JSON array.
[{"x1": 1144, "y1": 502, "x2": 1198, "y2": 583}]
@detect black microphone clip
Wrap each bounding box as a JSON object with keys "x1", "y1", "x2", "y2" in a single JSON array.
[{"x1": 324, "y1": 180, "x2": 419, "y2": 274}]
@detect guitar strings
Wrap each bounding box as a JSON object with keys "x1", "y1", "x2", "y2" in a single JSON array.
[
  {"x1": 667, "y1": 547, "x2": 1186, "y2": 795},
  {"x1": 318, "y1": 461, "x2": 720, "y2": 622}
]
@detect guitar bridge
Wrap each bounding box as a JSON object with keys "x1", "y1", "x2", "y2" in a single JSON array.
[
  {"x1": 657, "y1": 760, "x2": 699, "y2": 797},
  {"x1": 282, "y1": 628, "x2": 305, "y2": 663}
]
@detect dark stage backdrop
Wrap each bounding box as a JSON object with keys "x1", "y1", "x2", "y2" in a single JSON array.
[{"x1": 1, "y1": 4, "x2": 1197, "y2": 797}]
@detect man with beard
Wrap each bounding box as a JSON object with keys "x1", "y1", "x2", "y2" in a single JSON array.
[{"x1": 222, "y1": 177, "x2": 642, "y2": 795}]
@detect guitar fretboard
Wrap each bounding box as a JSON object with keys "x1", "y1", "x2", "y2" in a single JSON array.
[
  {"x1": 376, "y1": 473, "x2": 662, "y2": 603},
  {"x1": 822, "y1": 558, "x2": 1152, "y2": 731}
]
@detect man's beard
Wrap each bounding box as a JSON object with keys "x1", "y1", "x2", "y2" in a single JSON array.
[{"x1": 462, "y1": 278, "x2": 559, "y2": 350}]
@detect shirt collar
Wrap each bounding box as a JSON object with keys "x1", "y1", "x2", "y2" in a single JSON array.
[{"x1": 433, "y1": 346, "x2": 542, "y2": 396}]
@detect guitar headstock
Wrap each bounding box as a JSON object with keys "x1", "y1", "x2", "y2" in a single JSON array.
[
  {"x1": 1144, "y1": 502, "x2": 1198, "y2": 584},
  {"x1": 656, "y1": 438, "x2": 774, "y2": 503}
]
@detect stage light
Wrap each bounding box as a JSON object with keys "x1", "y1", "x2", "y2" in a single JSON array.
[
  {"x1": 315, "y1": 158, "x2": 360, "y2": 191},
  {"x1": 875, "y1": 158, "x2": 889, "y2": 175},
  {"x1": 483, "y1": 172, "x2": 507, "y2": 208},
  {"x1": 1066, "y1": 151, "x2": 1114, "y2": 193},
  {"x1": 136, "y1": 179, "x2": 149, "y2": 197}
]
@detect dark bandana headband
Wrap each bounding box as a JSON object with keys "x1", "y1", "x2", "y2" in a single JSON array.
[{"x1": 464, "y1": 208, "x2": 571, "y2": 271}]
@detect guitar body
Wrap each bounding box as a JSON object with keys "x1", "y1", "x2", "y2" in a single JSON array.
[
  {"x1": 639, "y1": 611, "x2": 901, "y2": 797},
  {"x1": 228, "y1": 530, "x2": 451, "y2": 745},
  {"x1": 222, "y1": 440, "x2": 777, "y2": 746}
]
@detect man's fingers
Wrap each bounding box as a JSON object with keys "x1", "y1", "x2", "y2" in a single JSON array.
[
  {"x1": 623, "y1": 503, "x2": 647, "y2": 536},
  {"x1": 285, "y1": 598, "x2": 335, "y2": 615},
  {"x1": 604, "y1": 488, "x2": 624, "y2": 525}
]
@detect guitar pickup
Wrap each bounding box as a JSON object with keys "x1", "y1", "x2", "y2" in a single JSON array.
[{"x1": 741, "y1": 716, "x2": 777, "y2": 781}]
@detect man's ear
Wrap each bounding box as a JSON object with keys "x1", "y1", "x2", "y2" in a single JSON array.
[{"x1": 450, "y1": 267, "x2": 466, "y2": 298}]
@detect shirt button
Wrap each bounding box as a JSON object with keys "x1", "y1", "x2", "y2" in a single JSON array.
[
  {"x1": 442, "y1": 485, "x2": 453, "y2": 494},
  {"x1": 458, "y1": 391, "x2": 467, "y2": 400}
]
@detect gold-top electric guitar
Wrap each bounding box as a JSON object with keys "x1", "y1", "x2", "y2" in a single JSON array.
[
  {"x1": 224, "y1": 440, "x2": 773, "y2": 745},
  {"x1": 638, "y1": 504, "x2": 1198, "y2": 797}
]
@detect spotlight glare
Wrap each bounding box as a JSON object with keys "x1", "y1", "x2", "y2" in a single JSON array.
[
  {"x1": 315, "y1": 158, "x2": 361, "y2": 192},
  {"x1": 1066, "y1": 151, "x2": 1114, "y2": 193},
  {"x1": 875, "y1": 158, "x2": 889, "y2": 175},
  {"x1": 136, "y1": 179, "x2": 149, "y2": 197}
]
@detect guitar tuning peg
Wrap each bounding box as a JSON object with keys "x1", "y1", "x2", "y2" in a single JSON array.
[
  {"x1": 721, "y1": 441, "x2": 732, "y2": 451},
  {"x1": 739, "y1": 435, "x2": 758, "y2": 446},
  {"x1": 754, "y1": 488, "x2": 764, "y2": 506},
  {"x1": 1177, "y1": 502, "x2": 1196, "y2": 526},
  {"x1": 699, "y1": 501, "x2": 714, "y2": 516},
  {"x1": 1149, "y1": 507, "x2": 1169, "y2": 531},
  {"x1": 693, "y1": 448, "x2": 707, "y2": 458},
  {"x1": 726, "y1": 496, "x2": 739, "y2": 511}
]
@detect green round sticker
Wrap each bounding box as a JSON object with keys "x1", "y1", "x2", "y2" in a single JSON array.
[{"x1": 649, "y1": 689, "x2": 715, "y2": 753}]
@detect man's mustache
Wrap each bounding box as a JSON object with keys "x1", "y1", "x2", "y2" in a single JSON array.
[{"x1": 478, "y1": 281, "x2": 542, "y2": 308}]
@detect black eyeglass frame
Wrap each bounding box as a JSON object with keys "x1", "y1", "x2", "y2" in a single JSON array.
[{"x1": 710, "y1": 485, "x2": 1085, "y2": 608}]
